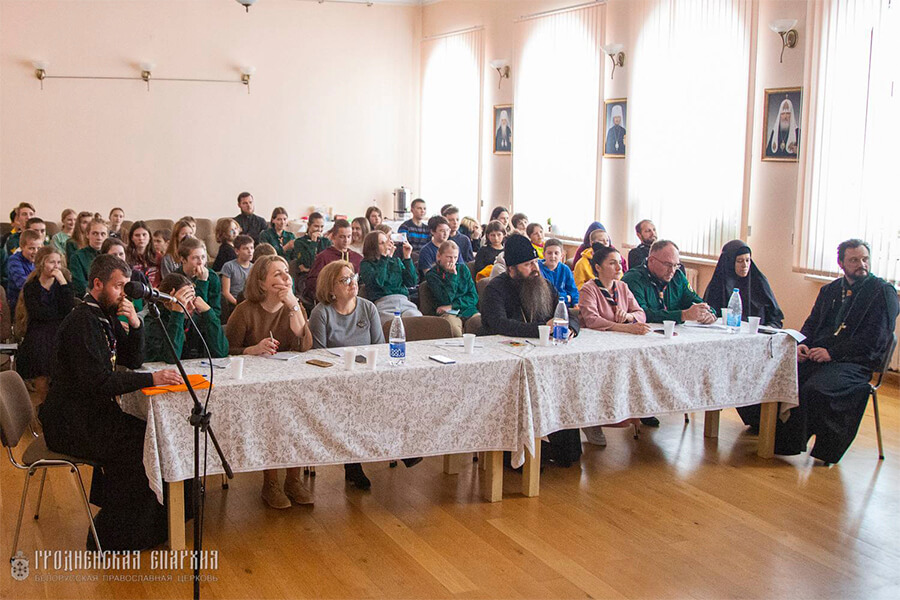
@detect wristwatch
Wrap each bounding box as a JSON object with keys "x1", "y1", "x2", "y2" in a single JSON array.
[{"x1": 289, "y1": 304, "x2": 301, "y2": 313}]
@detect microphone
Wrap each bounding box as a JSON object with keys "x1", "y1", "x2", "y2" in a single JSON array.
[{"x1": 124, "y1": 281, "x2": 177, "y2": 304}]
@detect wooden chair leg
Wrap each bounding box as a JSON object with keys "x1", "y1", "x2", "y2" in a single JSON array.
[{"x1": 872, "y1": 390, "x2": 884, "y2": 460}]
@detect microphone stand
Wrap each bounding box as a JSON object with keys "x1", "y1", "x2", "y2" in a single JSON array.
[{"x1": 146, "y1": 302, "x2": 233, "y2": 600}]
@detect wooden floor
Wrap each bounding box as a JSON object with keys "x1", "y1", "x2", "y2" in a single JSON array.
[{"x1": 3, "y1": 380, "x2": 899, "y2": 599}]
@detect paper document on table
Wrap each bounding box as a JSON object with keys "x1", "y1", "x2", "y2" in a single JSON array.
[
  {"x1": 0, "y1": 343, "x2": 18, "y2": 351},
  {"x1": 435, "y1": 340, "x2": 484, "y2": 348},
  {"x1": 683, "y1": 322, "x2": 728, "y2": 331},
  {"x1": 200, "y1": 358, "x2": 232, "y2": 368},
  {"x1": 263, "y1": 352, "x2": 301, "y2": 361},
  {"x1": 780, "y1": 328, "x2": 806, "y2": 343}
]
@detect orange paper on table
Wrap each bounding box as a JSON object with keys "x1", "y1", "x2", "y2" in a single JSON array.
[{"x1": 142, "y1": 374, "x2": 212, "y2": 396}]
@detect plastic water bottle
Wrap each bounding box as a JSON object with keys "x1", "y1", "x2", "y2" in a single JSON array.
[
  {"x1": 389, "y1": 312, "x2": 406, "y2": 365},
  {"x1": 727, "y1": 288, "x2": 742, "y2": 333},
  {"x1": 552, "y1": 300, "x2": 569, "y2": 345}
]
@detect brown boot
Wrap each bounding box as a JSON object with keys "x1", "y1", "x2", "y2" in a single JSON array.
[
  {"x1": 284, "y1": 476, "x2": 314, "y2": 505},
  {"x1": 260, "y1": 479, "x2": 291, "y2": 509}
]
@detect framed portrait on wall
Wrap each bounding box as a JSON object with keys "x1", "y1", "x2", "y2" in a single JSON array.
[
  {"x1": 603, "y1": 98, "x2": 627, "y2": 158},
  {"x1": 493, "y1": 105, "x2": 512, "y2": 154},
  {"x1": 762, "y1": 87, "x2": 802, "y2": 162}
]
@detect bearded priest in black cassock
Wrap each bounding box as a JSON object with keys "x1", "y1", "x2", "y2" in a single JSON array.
[
  {"x1": 774, "y1": 240, "x2": 898, "y2": 464},
  {"x1": 39, "y1": 255, "x2": 188, "y2": 550}
]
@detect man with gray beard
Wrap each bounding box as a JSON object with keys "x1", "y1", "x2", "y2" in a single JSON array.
[{"x1": 481, "y1": 235, "x2": 582, "y2": 466}]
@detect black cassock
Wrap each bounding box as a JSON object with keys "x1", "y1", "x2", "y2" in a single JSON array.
[
  {"x1": 40, "y1": 298, "x2": 187, "y2": 550},
  {"x1": 774, "y1": 275, "x2": 898, "y2": 463}
]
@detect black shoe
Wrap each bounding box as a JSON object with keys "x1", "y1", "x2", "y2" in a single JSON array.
[
  {"x1": 344, "y1": 463, "x2": 371, "y2": 490},
  {"x1": 401, "y1": 457, "x2": 423, "y2": 468},
  {"x1": 640, "y1": 416, "x2": 661, "y2": 427}
]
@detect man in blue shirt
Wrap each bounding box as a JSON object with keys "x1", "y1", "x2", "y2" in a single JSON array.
[{"x1": 398, "y1": 198, "x2": 430, "y2": 255}]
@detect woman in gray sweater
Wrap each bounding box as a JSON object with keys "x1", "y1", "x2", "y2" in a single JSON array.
[{"x1": 309, "y1": 260, "x2": 383, "y2": 489}]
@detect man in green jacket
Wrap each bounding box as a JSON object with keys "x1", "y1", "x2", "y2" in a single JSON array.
[
  {"x1": 145, "y1": 273, "x2": 229, "y2": 362},
  {"x1": 425, "y1": 240, "x2": 478, "y2": 337},
  {"x1": 622, "y1": 239, "x2": 716, "y2": 428},
  {"x1": 70, "y1": 217, "x2": 109, "y2": 296},
  {"x1": 622, "y1": 240, "x2": 716, "y2": 325}
]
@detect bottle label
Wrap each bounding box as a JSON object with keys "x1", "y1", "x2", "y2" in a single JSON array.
[
  {"x1": 389, "y1": 342, "x2": 406, "y2": 359},
  {"x1": 552, "y1": 322, "x2": 568, "y2": 341}
]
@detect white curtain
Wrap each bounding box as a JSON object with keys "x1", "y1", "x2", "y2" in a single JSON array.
[
  {"x1": 797, "y1": 0, "x2": 899, "y2": 284},
  {"x1": 512, "y1": 3, "x2": 604, "y2": 238},
  {"x1": 626, "y1": 0, "x2": 752, "y2": 258},
  {"x1": 420, "y1": 28, "x2": 484, "y2": 220}
]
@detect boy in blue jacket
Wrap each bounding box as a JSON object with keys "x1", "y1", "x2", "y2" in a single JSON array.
[{"x1": 539, "y1": 238, "x2": 578, "y2": 307}]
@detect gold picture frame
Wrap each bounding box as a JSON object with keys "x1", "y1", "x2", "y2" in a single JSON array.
[
  {"x1": 762, "y1": 87, "x2": 802, "y2": 162},
  {"x1": 493, "y1": 104, "x2": 512, "y2": 155},
  {"x1": 603, "y1": 98, "x2": 627, "y2": 159}
]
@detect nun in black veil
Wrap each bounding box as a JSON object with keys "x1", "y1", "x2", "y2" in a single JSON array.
[
  {"x1": 704, "y1": 240, "x2": 785, "y2": 429},
  {"x1": 704, "y1": 240, "x2": 784, "y2": 328}
]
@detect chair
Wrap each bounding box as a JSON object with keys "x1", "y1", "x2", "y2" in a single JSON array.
[
  {"x1": 417, "y1": 282, "x2": 437, "y2": 316},
  {"x1": 45, "y1": 222, "x2": 60, "y2": 237},
  {"x1": 144, "y1": 219, "x2": 175, "y2": 238},
  {"x1": 194, "y1": 218, "x2": 218, "y2": 259},
  {"x1": 0, "y1": 371, "x2": 102, "y2": 556},
  {"x1": 476, "y1": 278, "x2": 491, "y2": 311},
  {"x1": 466, "y1": 261, "x2": 476, "y2": 280},
  {"x1": 870, "y1": 333, "x2": 897, "y2": 460},
  {"x1": 464, "y1": 313, "x2": 482, "y2": 335},
  {"x1": 381, "y1": 316, "x2": 453, "y2": 343}
]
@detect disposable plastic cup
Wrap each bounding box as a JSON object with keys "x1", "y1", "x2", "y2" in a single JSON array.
[
  {"x1": 463, "y1": 333, "x2": 476, "y2": 354},
  {"x1": 232, "y1": 357, "x2": 244, "y2": 380},
  {"x1": 748, "y1": 316, "x2": 761, "y2": 334},
  {"x1": 343, "y1": 347, "x2": 356, "y2": 370},
  {"x1": 663, "y1": 320, "x2": 676, "y2": 339},
  {"x1": 538, "y1": 325, "x2": 551, "y2": 346},
  {"x1": 364, "y1": 347, "x2": 378, "y2": 371}
]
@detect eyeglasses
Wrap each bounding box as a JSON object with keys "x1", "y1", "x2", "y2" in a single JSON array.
[
  {"x1": 338, "y1": 274, "x2": 359, "y2": 286},
  {"x1": 650, "y1": 256, "x2": 681, "y2": 270}
]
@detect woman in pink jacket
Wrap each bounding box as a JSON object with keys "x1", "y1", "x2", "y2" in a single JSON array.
[{"x1": 578, "y1": 243, "x2": 651, "y2": 335}]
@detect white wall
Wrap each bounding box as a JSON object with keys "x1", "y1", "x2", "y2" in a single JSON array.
[{"x1": 0, "y1": 0, "x2": 421, "y2": 223}]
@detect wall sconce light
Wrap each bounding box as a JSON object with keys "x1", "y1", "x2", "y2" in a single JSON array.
[
  {"x1": 139, "y1": 61, "x2": 155, "y2": 90},
  {"x1": 769, "y1": 19, "x2": 798, "y2": 63},
  {"x1": 241, "y1": 66, "x2": 256, "y2": 94},
  {"x1": 32, "y1": 60, "x2": 49, "y2": 89},
  {"x1": 601, "y1": 44, "x2": 625, "y2": 80},
  {"x1": 490, "y1": 59, "x2": 510, "y2": 89},
  {"x1": 235, "y1": 0, "x2": 257, "y2": 12}
]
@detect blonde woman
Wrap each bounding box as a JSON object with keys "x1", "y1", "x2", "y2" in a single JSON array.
[
  {"x1": 15, "y1": 246, "x2": 75, "y2": 401},
  {"x1": 225, "y1": 254, "x2": 314, "y2": 508}
]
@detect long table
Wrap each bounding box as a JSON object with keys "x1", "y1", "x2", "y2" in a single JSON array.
[{"x1": 121, "y1": 326, "x2": 798, "y2": 550}]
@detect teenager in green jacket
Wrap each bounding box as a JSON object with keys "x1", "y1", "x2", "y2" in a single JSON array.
[
  {"x1": 70, "y1": 217, "x2": 109, "y2": 296},
  {"x1": 259, "y1": 207, "x2": 297, "y2": 259},
  {"x1": 174, "y1": 237, "x2": 223, "y2": 318},
  {"x1": 145, "y1": 273, "x2": 229, "y2": 362},
  {"x1": 425, "y1": 240, "x2": 479, "y2": 337},
  {"x1": 358, "y1": 230, "x2": 421, "y2": 324}
]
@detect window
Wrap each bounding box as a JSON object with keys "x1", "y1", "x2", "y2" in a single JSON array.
[
  {"x1": 420, "y1": 28, "x2": 484, "y2": 220},
  {"x1": 796, "y1": 0, "x2": 899, "y2": 284},
  {"x1": 512, "y1": 3, "x2": 604, "y2": 238},
  {"x1": 626, "y1": 0, "x2": 753, "y2": 257}
]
